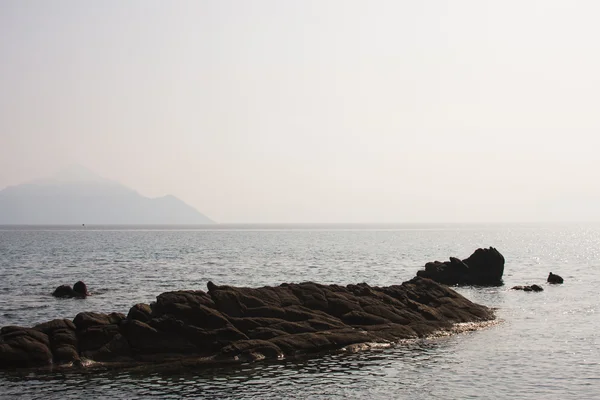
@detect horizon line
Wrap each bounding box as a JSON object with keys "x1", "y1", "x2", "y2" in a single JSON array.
[{"x1": 0, "y1": 221, "x2": 598, "y2": 227}]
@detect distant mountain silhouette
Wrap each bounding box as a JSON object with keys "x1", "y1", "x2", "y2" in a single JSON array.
[{"x1": 0, "y1": 165, "x2": 214, "y2": 224}]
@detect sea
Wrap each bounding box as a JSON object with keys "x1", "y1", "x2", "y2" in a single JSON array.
[{"x1": 0, "y1": 223, "x2": 598, "y2": 399}]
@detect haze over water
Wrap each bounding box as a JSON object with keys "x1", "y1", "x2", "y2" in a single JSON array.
[
  {"x1": 3, "y1": 1, "x2": 600, "y2": 224},
  {"x1": 0, "y1": 224, "x2": 598, "y2": 399}
]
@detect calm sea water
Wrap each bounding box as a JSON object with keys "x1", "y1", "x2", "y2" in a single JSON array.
[{"x1": 0, "y1": 224, "x2": 598, "y2": 399}]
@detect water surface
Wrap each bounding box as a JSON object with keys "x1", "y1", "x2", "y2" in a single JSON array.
[{"x1": 0, "y1": 224, "x2": 598, "y2": 399}]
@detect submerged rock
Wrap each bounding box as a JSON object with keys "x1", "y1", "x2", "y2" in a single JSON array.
[
  {"x1": 416, "y1": 247, "x2": 505, "y2": 286},
  {"x1": 52, "y1": 281, "x2": 89, "y2": 298},
  {"x1": 547, "y1": 272, "x2": 564, "y2": 284},
  {"x1": 2, "y1": 276, "x2": 495, "y2": 371},
  {"x1": 512, "y1": 284, "x2": 544, "y2": 292}
]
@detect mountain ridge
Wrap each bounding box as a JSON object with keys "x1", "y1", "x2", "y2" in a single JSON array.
[{"x1": 0, "y1": 166, "x2": 214, "y2": 224}]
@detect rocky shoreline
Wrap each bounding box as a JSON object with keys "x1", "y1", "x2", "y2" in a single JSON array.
[{"x1": 0, "y1": 271, "x2": 496, "y2": 372}]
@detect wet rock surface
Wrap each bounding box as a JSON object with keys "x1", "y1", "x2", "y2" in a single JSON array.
[
  {"x1": 416, "y1": 247, "x2": 505, "y2": 286},
  {"x1": 1, "y1": 276, "x2": 494, "y2": 371}
]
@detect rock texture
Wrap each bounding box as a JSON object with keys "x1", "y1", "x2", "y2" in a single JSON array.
[
  {"x1": 547, "y1": 272, "x2": 564, "y2": 284},
  {"x1": 0, "y1": 277, "x2": 494, "y2": 371},
  {"x1": 416, "y1": 247, "x2": 505, "y2": 286}
]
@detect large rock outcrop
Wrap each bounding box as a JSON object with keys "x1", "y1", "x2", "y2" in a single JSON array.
[
  {"x1": 416, "y1": 247, "x2": 505, "y2": 286},
  {"x1": 0, "y1": 276, "x2": 494, "y2": 371}
]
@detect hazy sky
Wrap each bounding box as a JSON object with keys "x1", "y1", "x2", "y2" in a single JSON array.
[{"x1": 2, "y1": 1, "x2": 600, "y2": 223}]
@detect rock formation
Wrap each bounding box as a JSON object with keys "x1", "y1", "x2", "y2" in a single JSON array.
[
  {"x1": 52, "y1": 281, "x2": 89, "y2": 298},
  {"x1": 416, "y1": 247, "x2": 505, "y2": 286},
  {"x1": 511, "y1": 284, "x2": 543, "y2": 292},
  {"x1": 547, "y1": 272, "x2": 564, "y2": 284},
  {"x1": 0, "y1": 276, "x2": 494, "y2": 371}
]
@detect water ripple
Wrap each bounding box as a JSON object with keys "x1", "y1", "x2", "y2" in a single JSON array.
[{"x1": 0, "y1": 224, "x2": 599, "y2": 399}]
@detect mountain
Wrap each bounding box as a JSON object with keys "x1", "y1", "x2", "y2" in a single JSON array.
[{"x1": 0, "y1": 165, "x2": 214, "y2": 224}]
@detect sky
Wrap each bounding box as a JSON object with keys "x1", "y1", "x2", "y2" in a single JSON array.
[{"x1": 2, "y1": 0, "x2": 600, "y2": 223}]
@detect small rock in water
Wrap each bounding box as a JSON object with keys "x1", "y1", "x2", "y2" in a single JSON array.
[
  {"x1": 73, "y1": 281, "x2": 89, "y2": 296},
  {"x1": 52, "y1": 281, "x2": 89, "y2": 298},
  {"x1": 547, "y1": 272, "x2": 564, "y2": 284},
  {"x1": 512, "y1": 285, "x2": 544, "y2": 292},
  {"x1": 52, "y1": 284, "x2": 75, "y2": 298},
  {"x1": 416, "y1": 247, "x2": 505, "y2": 286}
]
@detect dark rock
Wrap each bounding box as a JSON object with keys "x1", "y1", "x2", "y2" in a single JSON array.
[
  {"x1": 219, "y1": 340, "x2": 283, "y2": 361},
  {"x1": 53, "y1": 344, "x2": 80, "y2": 365},
  {"x1": 73, "y1": 281, "x2": 89, "y2": 296},
  {"x1": 416, "y1": 247, "x2": 505, "y2": 286},
  {"x1": 34, "y1": 319, "x2": 76, "y2": 334},
  {"x1": 269, "y1": 329, "x2": 377, "y2": 355},
  {"x1": 341, "y1": 311, "x2": 389, "y2": 326},
  {"x1": 306, "y1": 318, "x2": 347, "y2": 331},
  {"x1": 153, "y1": 291, "x2": 216, "y2": 315},
  {"x1": 1, "y1": 326, "x2": 50, "y2": 346},
  {"x1": 152, "y1": 301, "x2": 229, "y2": 329},
  {"x1": 547, "y1": 272, "x2": 564, "y2": 284},
  {"x1": 120, "y1": 319, "x2": 198, "y2": 355},
  {"x1": 34, "y1": 319, "x2": 79, "y2": 365},
  {"x1": 462, "y1": 248, "x2": 505, "y2": 284},
  {"x1": 270, "y1": 320, "x2": 316, "y2": 334},
  {"x1": 247, "y1": 327, "x2": 288, "y2": 340},
  {"x1": 79, "y1": 324, "x2": 121, "y2": 352},
  {"x1": 1, "y1": 266, "x2": 496, "y2": 371},
  {"x1": 108, "y1": 312, "x2": 126, "y2": 325},
  {"x1": 82, "y1": 333, "x2": 131, "y2": 362},
  {"x1": 227, "y1": 317, "x2": 282, "y2": 333},
  {"x1": 243, "y1": 305, "x2": 287, "y2": 319},
  {"x1": 52, "y1": 281, "x2": 89, "y2": 298},
  {"x1": 73, "y1": 312, "x2": 113, "y2": 330},
  {"x1": 0, "y1": 327, "x2": 52, "y2": 368},
  {"x1": 512, "y1": 285, "x2": 544, "y2": 292},
  {"x1": 52, "y1": 285, "x2": 76, "y2": 298},
  {"x1": 127, "y1": 303, "x2": 153, "y2": 323}
]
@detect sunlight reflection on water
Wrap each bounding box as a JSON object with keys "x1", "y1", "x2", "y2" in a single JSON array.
[{"x1": 1, "y1": 224, "x2": 599, "y2": 399}]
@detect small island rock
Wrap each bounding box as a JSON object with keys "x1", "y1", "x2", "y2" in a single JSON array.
[
  {"x1": 547, "y1": 272, "x2": 564, "y2": 284},
  {"x1": 52, "y1": 281, "x2": 89, "y2": 298},
  {"x1": 416, "y1": 247, "x2": 505, "y2": 286}
]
